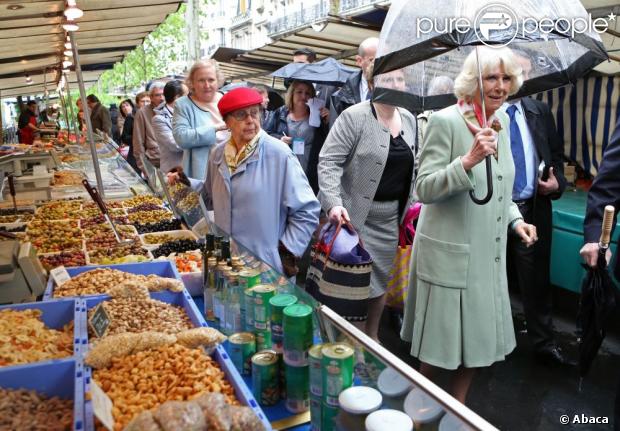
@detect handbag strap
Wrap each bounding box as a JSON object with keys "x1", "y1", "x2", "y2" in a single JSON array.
[{"x1": 322, "y1": 217, "x2": 365, "y2": 261}]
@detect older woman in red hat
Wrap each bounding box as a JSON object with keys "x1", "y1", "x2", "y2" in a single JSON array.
[{"x1": 199, "y1": 87, "x2": 320, "y2": 276}]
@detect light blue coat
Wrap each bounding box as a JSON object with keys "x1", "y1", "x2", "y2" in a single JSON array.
[
  {"x1": 172, "y1": 95, "x2": 217, "y2": 179},
  {"x1": 203, "y1": 131, "x2": 320, "y2": 274}
]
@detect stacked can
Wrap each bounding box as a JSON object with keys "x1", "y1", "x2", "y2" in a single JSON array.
[
  {"x1": 282, "y1": 303, "x2": 314, "y2": 414},
  {"x1": 229, "y1": 332, "x2": 256, "y2": 376},
  {"x1": 239, "y1": 268, "x2": 260, "y2": 332},
  {"x1": 322, "y1": 343, "x2": 354, "y2": 431},
  {"x1": 309, "y1": 344, "x2": 324, "y2": 431},
  {"x1": 251, "y1": 350, "x2": 280, "y2": 406},
  {"x1": 253, "y1": 284, "x2": 276, "y2": 350},
  {"x1": 269, "y1": 294, "x2": 298, "y2": 353}
]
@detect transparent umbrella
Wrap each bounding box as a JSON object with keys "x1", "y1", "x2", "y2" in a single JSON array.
[{"x1": 372, "y1": 0, "x2": 608, "y2": 204}]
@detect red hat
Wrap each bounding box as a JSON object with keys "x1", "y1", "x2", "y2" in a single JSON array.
[{"x1": 218, "y1": 87, "x2": 263, "y2": 118}]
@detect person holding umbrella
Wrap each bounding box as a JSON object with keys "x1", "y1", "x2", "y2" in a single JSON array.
[{"x1": 400, "y1": 47, "x2": 537, "y2": 403}]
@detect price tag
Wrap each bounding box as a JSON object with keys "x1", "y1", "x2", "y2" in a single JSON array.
[
  {"x1": 90, "y1": 380, "x2": 115, "y2": 431},
  {"x1": 50, "y1": 266, "x2": 71, "y2": 286},
  {"x1": 89, "y1": 303, "x2": 111, "y2": 339},
  {"x1": 292, "y1": 138, "x2": 305, "y2": 155}
]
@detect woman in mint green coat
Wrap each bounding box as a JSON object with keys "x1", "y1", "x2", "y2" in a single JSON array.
[{"x1": 400, "y1": 47, "x2": 538, "y2": 403}]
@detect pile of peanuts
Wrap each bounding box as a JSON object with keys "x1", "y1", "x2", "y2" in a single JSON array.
[
  {"x1": 53, "y1": 268, "x2": 142, "y2": 297},
  {"x1": 88, "y1": 297, "x2": 192, "y2": 338},
  {"x1": 0, "y1": 388, "x2": 73, "y2": 431},
  {"x1": 93, "y1": 344, "x2": 238, "y2": 430}
]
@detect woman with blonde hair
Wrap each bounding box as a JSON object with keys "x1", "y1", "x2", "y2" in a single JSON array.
[
  {"x1": 265, "y1": 80, "x2": 329, "y2": 193},
  {"x1": 400, "y1": 47, "x2": 537, "y2": 403},
  {"x1": 172, "y1": 59, "x2": 229, "y2": 179}
]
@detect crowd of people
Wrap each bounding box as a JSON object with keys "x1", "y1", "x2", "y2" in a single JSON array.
[{"x1": 16, "y1": 39, "x2": 619, "y2": 416}]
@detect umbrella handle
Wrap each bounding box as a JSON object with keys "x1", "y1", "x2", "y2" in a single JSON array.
[
  {"x1": 600, "y1": 205, "x2": 615, "y2": 248},
  {"x1": 469, "y1": 156, "x2": 493, "y2": 205}
]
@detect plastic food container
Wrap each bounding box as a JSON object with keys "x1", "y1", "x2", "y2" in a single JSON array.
[
  {"x1": 365, "y1": 409, "x2": 414, "y2": 431},
  {"x1": 439, "y1": 413, "x2": 474, "y2": 431},
  {"x1": 404, "y1": 387, "x2": 445, "y2": 430},
  {"x1": 378, "y1": 367, "x2": 414, "y2": 410},
  {"x1": 139, "y1": 229, "x2": 199, "y2": 249},
  {"x1": 338, "y1": 386, "x2": 383, "y2": 431}
]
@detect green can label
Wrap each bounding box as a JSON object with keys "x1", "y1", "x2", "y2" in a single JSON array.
[
  {"x1": 256, "y1": 329, "x2": 272, "y2": 351},
  {"x1": 239, "y1": 269, "x2": 261, "y2": 289},
  {"x1": 229, "y1": 332, "x2": 256, "y2": 376},
  {"x1": 253, "y1": 284, "x2": 276, "y2": 330},
  {"x1": 251, "y1": 350, "x2": 280, "y2": 406},
  {"x1": 285, "y1": 364, "x2": 310, "y2": 414},
  {"x1": 283, "y1": 303, "x2": 313, "y2": 367},
  {"x1": 321, "y1": 343, "x2": 354, "y2": 407},
  {"x1": 321, "y1": 401, "x2": 340, "y2": 431},
  {"x1": 309, "y1": 344, "x2": 324, "y2": 397},
  {"x1": 310, "y1": 395, "x2": 322, "y2": 431},
  {"x1": 243, "y1": 288, "x2": 255, "y2": 332},
  {"x1": 270, "y1": 294, "x2": 298, "y2": 350}
]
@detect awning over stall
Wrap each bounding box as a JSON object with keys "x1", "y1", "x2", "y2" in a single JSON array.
[{"x1": 0, "y1": 0, "x2": 183, "y2": 98}]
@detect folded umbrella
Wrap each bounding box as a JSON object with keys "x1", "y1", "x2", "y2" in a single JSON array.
[{"x1": 270, "y1": 57, "x2": 358, "y2": 86}]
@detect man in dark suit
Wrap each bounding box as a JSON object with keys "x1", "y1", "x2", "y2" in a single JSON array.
[
  {"x1": 504, "y1": 53, "x2": 570, "y2": 365},
  {"x1": 291, "y1": 47, "x2": 337, "y2": 110},
  {"x1": 580, "y1": 117, "x2": 620, "y2": 430}
]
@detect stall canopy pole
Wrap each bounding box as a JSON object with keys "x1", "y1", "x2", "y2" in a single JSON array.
[
  {"x1": 64, "y1": 75, "x2": 80, "y2": 148},
  {"x1": 58, "y1": 87, "x2": 69, "y2": 134},
  {"x1": 69, "y1": 31, "x2": 105, "y2": 198}
]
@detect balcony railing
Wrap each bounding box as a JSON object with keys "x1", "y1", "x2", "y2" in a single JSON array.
[
  {"x1": 267, "y1": 0, "x2": 330, "y2": 36},
  {"x1": 231, "y1": 9, "x2": 252, "y2": 28},
  {"x1": 338, "y1": 0, "x2": 390, "y2": 14}
]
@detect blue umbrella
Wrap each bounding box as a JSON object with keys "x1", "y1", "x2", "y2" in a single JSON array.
[{"x1": 270, "y1": 57, "x2": 358, "y2": 86}]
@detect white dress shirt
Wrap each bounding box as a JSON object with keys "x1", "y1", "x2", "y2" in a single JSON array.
[{"x1": 359, "y1": 77, "x2": 369, "y2": 102}]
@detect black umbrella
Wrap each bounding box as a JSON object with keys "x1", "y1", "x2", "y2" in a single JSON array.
[
  {"x1": 578, "y1": 205, "x2": 618, "y2": 379},
  {"x1": 372, "y1": 0, "x2": 608, "y2": 205},
  {"x1": 218, "y1": 82, "x2": 284, "y2": 110},
  {"x1": 270, "y1": 57, "x2": 358, "y2": 86}
]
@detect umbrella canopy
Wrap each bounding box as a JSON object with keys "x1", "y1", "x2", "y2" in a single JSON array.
[
  {"x1": 578, "y1": 206, "x2": 618, "y2": 378},
  {"x1": 218, "y1": 81, "x2": 284, "y2": 111},
  {"x1": 372, "y1": 0, "x2": 609, "y2": 112},
  {"x1": 270, "y1": 57, "x2": 358, "y2": 86}
]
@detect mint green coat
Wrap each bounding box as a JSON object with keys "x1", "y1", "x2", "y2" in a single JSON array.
[{"x1": 400, "y1": 104, "x2": 521, "y2": 370}]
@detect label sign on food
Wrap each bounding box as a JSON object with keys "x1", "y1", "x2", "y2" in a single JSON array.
[
  {"x1": 89, "y1": 303, "x2": 111, "y2": 338},
  {"x1": 50, "y1": 266, "x2": 71, "y2": 286},
  {"x1": 90, "y1": 380, "x2": 115, "y2": 431}
]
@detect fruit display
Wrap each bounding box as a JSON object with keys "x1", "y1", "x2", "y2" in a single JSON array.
[
  {"x1": 127, "y1": 209, "x2": 173, "y2": 224},
  {"x1": 152, "y1": 239, "x2": 201, "y2": 259},
  {"x1": 122, "y1": 195, "x2": 163, "y2": 209},
  {"x1": 83, "y1": 200, "x2": 124, "y2": 209},
  {"x1": 0, "y1": 208, "x2": 34, "y2": 216},
  {"x1": 85, "y1": 230, "x2": 140, "y2": 251},
  {"x1": 53, "y1": 171, "x2": 83, "y2": 186},
  {"x1": 34, "y1": 200, "x2": 82, "y2": 220},
  {"x1": 80, "y1": 214, "x2": 130, "y2": 228},
  {"x1": 87, "y1": 242, "x2": 150, "y2": 265},
  {"x1": 177, "y1": 192, "x2": 199, "y2": 212},
  {"x1": 134, "y1": 219, "x2": 182, "y2": 234},
  {"x1": 172, "y1": 250, "x2": 202, "y2": 273},
  {"x1": 142, "y1": 231, "x2": 197, "y2": 245},
  {"x1": 39, "y1": 250, "x2": 87, "y2": 271},
  {"x1": 0, "y1": 309, "x2": 73, "y2": 366},
  {"x1": 0, "y1": 388, "x2": 73, "y2": 431},
  {"x1": 26, "y1": 220, "x2": 83, "y2": 253},
  {"x1": 126, "y1": 203, "x2": 163, "y2": 213},
  {"x1": 80, "y1": 206, "x2": 126, "y2": 218},
  {"x1": 83, "y1": 224, "x2": 137, "y2": 239},
  {"x1": 0, "y1": 215, "x2": 20, "y2": 223}
]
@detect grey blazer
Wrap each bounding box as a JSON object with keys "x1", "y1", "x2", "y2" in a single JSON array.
[{"x1": 318, "y1": 101, "x2": 418, "y2": 229}]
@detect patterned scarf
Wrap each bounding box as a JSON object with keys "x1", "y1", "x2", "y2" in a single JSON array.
[
  {"x1": 457, "y1": 99, "x2": 503, "y2": 159},
  {"x1": 224, "y1": 131, "x2": 261, "y2": 174}
]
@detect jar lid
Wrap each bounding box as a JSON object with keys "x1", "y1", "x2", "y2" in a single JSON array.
[
  {"x1": 439, "y1": 414, "x2": 473, "y2": 431},
  {"x1": 404, "y1": 388, "x2": 444, "y2": 424},
  {"x1": 378, "y1": 367, "x2": 414, "y2": 397},
  {"x1": 365, "y1": 409, "x2": 413, "y2": 431},
  {"x1": 339, "y1": 386, "x2": 383, "y2": 415}
]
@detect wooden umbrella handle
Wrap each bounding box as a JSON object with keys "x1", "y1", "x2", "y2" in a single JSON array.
[{"x1": 600, "y1": 205, "x2": 615, "y2": 248}]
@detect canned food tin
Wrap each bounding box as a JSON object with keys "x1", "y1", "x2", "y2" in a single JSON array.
[
  {"x1": 255, "y1": 328, "x2": 272, "y2": 351},
  {"x1": 285, "y1": 364, "x2": 310, "y2": 414},
  {"x1": 243, "y1": 287, "x2": 255, "y2": 332},
  {"x1": 322, "y1": 401, "x2": 340, "y2": 431},
  {"x1": 310, "y1": 395, "x2": 322, "y2": 431},
  {"x1": 309, "y1": 344, "x2": 324, "y2": 397},
  {"x1": 239, "y1": 268, "x2": 261, "y2": 290},
  {"x1": 283, "y1": 303, "x2": 313, "y2": 366},
  {"x1": 253, "y1": 284, "x2": 276, "y2": 331},
  {"x1": 228, "y1": 332, "x2": 256, "y2": 376},
  {"x1": 251, "y1": 350, "x2": 280, "y2": 406},
  {"x1": 278, "y1": 352, "x2": 287, "y2": 399},
  {"x1": 322, "y1": 343, "x2": 354, "y2": 407},
  {"x1": 270, "y1": 294, "x2": 298, "y2": 351}
]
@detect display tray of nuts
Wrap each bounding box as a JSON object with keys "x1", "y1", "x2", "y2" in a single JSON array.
[
  {"x1": 80, "y1": 214, "x2": 129, "y2": 229},
  {"x1": 27, "y1": 220, "x2": 83, "y2": 254},
  {"x1": 85, "y1": 229, "x2": 140, "y2": 251},
  {"x1": 38, "y1": 250, "x2": 87, "y2": 271},
  {"x1": 127, "y1": 209, "x2": 173, "y2": 225},
  {"x1": 80, "y1": 206, "x2": 127, "y2": 218},
  {"x1": 83, "y1": 200, "x2": 124, "y2": 210},
  {"x1": 0, "y1": 387, "x2": 74, "y2": 431},
  {"x1": 34, "y1": 200, "x2": 82, "y2": 220},
  {"x1": 87, "y1": 242, "x2": 152, "y2": 265},
  {"x1": 122, "y1": 195, "x2": 164, "y2": 209},
  {"x1": 140, "y1": 230, "x2": 198, "y2": 247},
  {"x1": 53, "y1": 170, "x2": 84, "y2": 186}
]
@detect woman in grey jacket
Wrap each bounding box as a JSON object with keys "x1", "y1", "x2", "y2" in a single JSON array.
[
  {"x1": 152, "y1": 80, "x2": 187, "y2": 173},
  {"x1": 317, "y1": 68, "x2": 417, "y2": 341}
]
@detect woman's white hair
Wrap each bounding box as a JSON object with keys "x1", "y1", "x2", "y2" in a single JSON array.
[
  {"x1": 453, "y1": 47, "x2": 523, "y2": 101},
  {"x1": 186, "y1": 59, "x2": 225, "y2": 91}
]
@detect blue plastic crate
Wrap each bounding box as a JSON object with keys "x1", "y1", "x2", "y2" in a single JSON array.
[
  {"x1": 0, "y1": 358, "x2": 85, "y2": 430},
  {"x1": 82, "y1": 290, "x2": 270, "y2": 430},
  {"x1": 43, "y1": 261, "x2": 182, "y2": 300},
  {"x1": 0, "y1": 299, "x2": 85, "y2": 360}
]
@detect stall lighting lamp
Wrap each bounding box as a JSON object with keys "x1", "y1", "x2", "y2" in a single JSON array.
[
  {"x1": 62, "y1": 60, "x2": 72, "y2": 68},
  {"x1": 25, "y1": 74, "x2": 32, "y2": 84},
  {"x1": 62, "y1": 68, "x2": 70, "y2": 74},
  {"x1": 62, "y1": 18, "x2": 79, "y2": 32},
  {"x1": 65, "y1": 42, "x2": 72, "y2": 49},
  {"x1": 64, "y1": 4, "x2": 83, "y2": 20},
  {"x1": 64, "y1": 49, "x2": 73, "y2": 56}
]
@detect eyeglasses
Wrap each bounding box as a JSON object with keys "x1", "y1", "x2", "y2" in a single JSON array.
[{"x1": 230, "y1": 108, "x2": 261, "y2": 121}]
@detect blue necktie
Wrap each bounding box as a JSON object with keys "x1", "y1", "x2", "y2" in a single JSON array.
[{"x1": 506, "y1": 104, "x2": 527, "y2": 195}]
